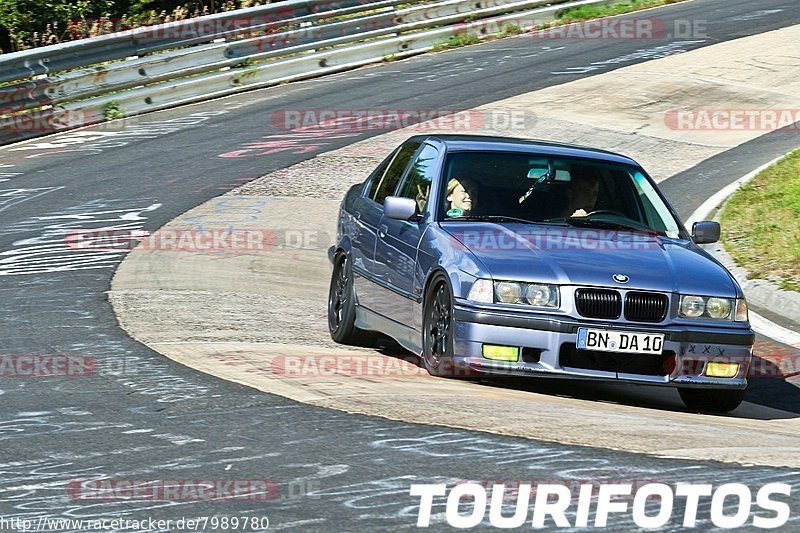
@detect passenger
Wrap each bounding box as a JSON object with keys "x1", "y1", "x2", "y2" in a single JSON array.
[
  {"x1": 561, "y1": 172, "x2": 600, "y2": 218},
  {"x1": 416, "y1": 184, "x2": 430, "y2": 212},
  {"x1": 445, "y1": 178, "x2": 477, "y2": 217}
]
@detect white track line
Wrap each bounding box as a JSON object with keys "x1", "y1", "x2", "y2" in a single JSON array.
[
  {"x1": 750, "y1": 313, "x2": 800, "y2": 349},
  {"x1": 687, "y1": 153, "x2": 800, "y2": 349}
]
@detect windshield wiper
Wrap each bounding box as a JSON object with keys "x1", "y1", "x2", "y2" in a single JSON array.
[
  {"x1": 454, "y1": 215, "x2": 568, "y2": 225},
  {"x1": 544, "y1": 216, "x2": 663, "y2": 235}
]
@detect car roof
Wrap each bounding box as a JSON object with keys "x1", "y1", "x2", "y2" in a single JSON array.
[{"x1": 412, "y1": 134, "x2": 640, "y2": 166}]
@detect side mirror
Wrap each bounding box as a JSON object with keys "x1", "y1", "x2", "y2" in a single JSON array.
[
  {"x1": 692, "y1": 221, "x2": 720, "y2": 244},
  {"x1": 384, "y1": 196, "x2": 419, "y2": 221}
]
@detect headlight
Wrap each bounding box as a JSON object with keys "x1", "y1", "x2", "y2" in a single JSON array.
[
  {"x1": 679, "y1": 295, "x2": 737, "y2": 320},
  {"x1": 495, "y1": 281, "x2": 522, "y2": 304},
  {"x1": 467, "y1": 279, "x2": 560, "y2": 308},
  {"x1": 679, "y1": 295, "x2": 706, "y2": 318},
  {"x1": 496, "y1": 281, "x2": 559, "y2": 308},
  {"x1": 706, "y1": 297, "x2": 732, "y2": 319},
  {"x1": 467, "y1": 279, "x2": 493, "y2": 303},
  {"x1": 525, "y1": 284, "x2": 559, "y2": 307}
]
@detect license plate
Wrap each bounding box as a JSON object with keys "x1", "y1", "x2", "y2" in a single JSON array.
[{"x1": 576, "y1": 328, "x2": 664, "y2": 355}]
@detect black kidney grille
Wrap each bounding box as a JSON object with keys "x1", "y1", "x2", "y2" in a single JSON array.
[
  {"x1": 624, "y1": 292, "x2": 668, "y2": 322},
  {"x1": 575, "y1": 289, "x2": 621, "y2": 319}
]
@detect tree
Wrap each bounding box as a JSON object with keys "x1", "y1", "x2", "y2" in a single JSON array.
[{"x1": 0, "y1": 0, "x2": 120, "y2": 50}]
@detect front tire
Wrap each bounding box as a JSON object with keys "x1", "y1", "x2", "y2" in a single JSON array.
[
  {"x1": 422, "y1": 277, "x2": 465, "y2": 378},
  {"x1": 328, "y1": 253, "x2": 369, "y2": 345},
  {"x1": 678, "y1": 388, "x2": 745, "y2": 414}
]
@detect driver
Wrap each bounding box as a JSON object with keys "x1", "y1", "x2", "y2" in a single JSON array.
[
  {"x1": 445, "y1": 178, "x2": 478, "y2": 217},
  {"x1": 561, "y1": 170, "x2": 600, "y2": 218}
]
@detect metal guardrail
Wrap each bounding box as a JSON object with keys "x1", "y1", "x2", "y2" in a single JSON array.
[{"x1": 0, "y1": 0, "x2": 621, "y2": 145}]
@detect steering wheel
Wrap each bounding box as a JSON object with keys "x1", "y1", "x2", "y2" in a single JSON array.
[{"x1": 585, "y1": 209, "x2": 626, "y2": 218}]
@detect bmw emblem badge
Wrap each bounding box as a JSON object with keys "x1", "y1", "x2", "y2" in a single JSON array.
[{"x1": 613, "y1": 273, "x2": 629, "y2": 283}]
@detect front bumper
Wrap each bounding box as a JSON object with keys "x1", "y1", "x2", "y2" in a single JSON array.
[{"x1": 452, "y1": 303, "x2": 754, "y2": 389}]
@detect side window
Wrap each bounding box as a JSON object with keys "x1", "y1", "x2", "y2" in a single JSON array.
[
  {"x1": 367, "y1": 152, "x2": 395, "y2": 199},
  {"x1": 398, "y1": 144, "x2": 438, "y2": 212},
  {"x1": 372, "y1": 141, "x2": 421, "y2": 204}
]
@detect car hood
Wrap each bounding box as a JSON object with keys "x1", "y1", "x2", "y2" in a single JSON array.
[{"x1": 442, "y1": 222, "x2": 739, "y2": 296}]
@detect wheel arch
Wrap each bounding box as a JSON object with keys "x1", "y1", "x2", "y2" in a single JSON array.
[
  {"x1": 333, "y1": 235, "x2": 354, "y2": 261},
  {"x1": 421, "y1": 267, "x2": 458, "y2": 310}
]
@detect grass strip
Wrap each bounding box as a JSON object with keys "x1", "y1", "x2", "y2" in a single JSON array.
[
  {"x1": 556, "y1": 0, "x2": 687, "y2": 20},
  {"x1": 720, "y1": 148, "x2": 800, "y2": 291}
]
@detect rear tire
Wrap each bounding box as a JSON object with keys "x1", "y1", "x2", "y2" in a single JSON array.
[
  {"x1": 678, "y1": 388, "x2": 745, "y2": 414},
  {"x1": 328, "y1": 253, "x2": 370, "y2": 345}
]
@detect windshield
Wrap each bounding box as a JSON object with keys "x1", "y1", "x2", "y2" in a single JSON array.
[{"x1": 439, "y1": 151, "x2": 683, "y2": 237}]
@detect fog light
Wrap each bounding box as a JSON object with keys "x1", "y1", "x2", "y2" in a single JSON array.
[
  {"x1": 705, "y1": 362, "x2": 739, "y2": 378},
  {"x1": 482, "y1": 345, "x2": 519, "y2": 362}
]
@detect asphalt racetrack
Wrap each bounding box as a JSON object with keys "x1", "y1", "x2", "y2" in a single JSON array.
[{"x1": 1, "y1": 0, "x2": 800, "y2": 530}]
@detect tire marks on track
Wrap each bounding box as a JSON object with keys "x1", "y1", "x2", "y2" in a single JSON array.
[{"x1": 0, "y1": 199, "x2": 161, "y2": 276}]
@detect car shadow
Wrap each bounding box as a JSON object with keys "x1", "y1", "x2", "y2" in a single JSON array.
[
  {"x1": 483, "y1": 374, "x2": 800, "y2": 420},
  {"x1": 743, "y1": 376, "x2": 800, "y2": 417},
  {"x1": 370, "y1": 337, "x2": 800, "y2": 420},
  {"x1": 743, "y1": 338, "x2": 800, "y2": 418}
]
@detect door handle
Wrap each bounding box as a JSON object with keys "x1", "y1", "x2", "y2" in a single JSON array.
[{"x1": 378, "y1": 224, "x2": 388, "y2": 238}]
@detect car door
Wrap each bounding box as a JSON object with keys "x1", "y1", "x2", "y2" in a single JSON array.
[
  {"x1": 348, "y1": 152, "x2": 393, "y2": 278},
  {"x1": 373, "y1": 143, "x2": 440, "y2": 325},
  {"x1": 354, "y1": 140, "x2": 421, "y2": 313}
]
